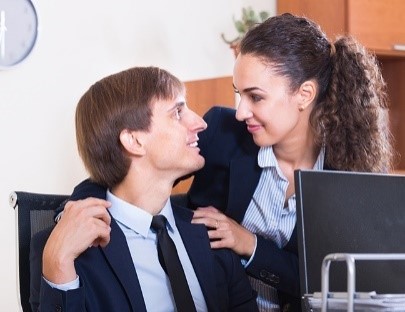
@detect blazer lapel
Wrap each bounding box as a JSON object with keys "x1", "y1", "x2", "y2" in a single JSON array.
[
  {"x1": 173, "y1": 206, "x2": 220, "y2": 312},
  {"x1": 227, "y1": 141, "x2": 261, "y2": 223},
  {"x1": 101, "y1": 219, "x2": 147, "y2": 312}
]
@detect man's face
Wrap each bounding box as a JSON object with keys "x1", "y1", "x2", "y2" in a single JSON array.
[{"x1": 144, "y1": 95, "x2": 207, "y2": 180}]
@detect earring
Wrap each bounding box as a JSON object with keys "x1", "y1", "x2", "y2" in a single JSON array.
[{"x1": 299, "y1": 107, "x2": 304, "y2": 112}]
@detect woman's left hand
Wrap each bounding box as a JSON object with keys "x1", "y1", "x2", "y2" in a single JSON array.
[{"x1": 192, "y1": 206, "x2": 256, "y2": 257}]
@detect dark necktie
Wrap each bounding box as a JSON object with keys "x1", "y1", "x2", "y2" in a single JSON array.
[{"x1": 151, "y1": 215, "x2": 196, "y2": 312}]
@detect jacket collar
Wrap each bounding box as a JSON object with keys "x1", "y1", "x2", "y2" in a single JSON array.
[
  {"x1": 171, "y1": 205, "x2": 221, "y2": 312},
  {"x1": 102, "y1": 218, "x2": 147, "y2": 311},
  {"x1": 101, "y1": 197, "x2": 222, "y2": 312}
]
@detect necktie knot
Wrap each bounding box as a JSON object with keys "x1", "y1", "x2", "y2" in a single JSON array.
[{"x1": 151, "y1": 215, "x2": 167, "y2": 233}]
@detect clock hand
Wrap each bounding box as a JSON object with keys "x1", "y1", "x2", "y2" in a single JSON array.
[{"x1": 0, "y1": 10, "x2": 6, "y2": 59}]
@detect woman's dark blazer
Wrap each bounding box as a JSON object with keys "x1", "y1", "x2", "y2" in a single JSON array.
[{"x1": 186, "y1": 106, "x2": 310, "y2": 311}]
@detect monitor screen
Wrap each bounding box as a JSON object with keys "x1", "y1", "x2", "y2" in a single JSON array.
[{"x1": 295, "y1": 170, "x2": 405, "y2": 295}]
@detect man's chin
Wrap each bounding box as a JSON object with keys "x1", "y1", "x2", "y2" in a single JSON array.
[
  {"x1": 189, "y1": 158, "x2": 204, "y2": 173},
  {"x1": 183, "y1": 157, "x2": 205, "y2": 175}
]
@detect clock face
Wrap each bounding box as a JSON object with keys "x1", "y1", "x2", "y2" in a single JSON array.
[{"x1": 0, "y1": 0, "x2": 38, "y2": 69}]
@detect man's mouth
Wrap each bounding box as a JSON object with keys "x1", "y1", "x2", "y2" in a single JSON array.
[{"x1": 187, "y1": 141, "x2": 198, "y2": 147}]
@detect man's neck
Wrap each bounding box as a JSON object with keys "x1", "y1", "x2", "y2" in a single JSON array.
[{"x1": 111, "y1": 173, "x2": 173, "y2": 215}]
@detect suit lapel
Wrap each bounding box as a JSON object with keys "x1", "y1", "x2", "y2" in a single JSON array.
[
  {"x1": 101, "y1": 219, "x2": 147, "y2": 312},
  {"x1": 173, "y1": 206, "x2": 220, "y2": 312},
  {"x1": 227, "y1": 140, "x2": 262, "y2": 223}
]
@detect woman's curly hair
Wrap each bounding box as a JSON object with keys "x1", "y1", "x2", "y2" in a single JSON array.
[{"x1": 312, "y1": 37, "x2": 394, "y2": 172}]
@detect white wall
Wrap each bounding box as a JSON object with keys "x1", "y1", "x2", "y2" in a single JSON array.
[{"x1": 0, "y1": 0, "x2": 276, "y2": 310}]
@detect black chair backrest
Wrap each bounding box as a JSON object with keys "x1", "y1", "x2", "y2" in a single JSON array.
[{"x1": 9, "y1": 191, "x2": 69, "y2": 312}]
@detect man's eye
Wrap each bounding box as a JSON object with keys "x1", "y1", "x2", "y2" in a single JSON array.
[{"x1": 174, "y1": 107, "x2": 182, "y2": 120}]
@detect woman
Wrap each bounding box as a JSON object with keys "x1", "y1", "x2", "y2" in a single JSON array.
[{"x1": 189, "y1": 13, "x2": 393, "y2": 311}]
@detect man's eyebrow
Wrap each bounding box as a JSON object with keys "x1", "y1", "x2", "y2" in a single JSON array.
[{"x1": 167, "y1": 101, "x2": 186, "y2": 112}]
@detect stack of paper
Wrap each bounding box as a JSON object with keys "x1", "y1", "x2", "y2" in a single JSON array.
[{"x1": 304, "y1": 292, "x2": 405, "y2": 311}]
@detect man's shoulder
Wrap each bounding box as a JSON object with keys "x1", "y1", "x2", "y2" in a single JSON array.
[
  {"x1": 171, "y1": 204, "x2": 241, "y2": 263},
  {"x1": 211, "y1": 247, "x2": 241, "y2": 265},
  {"x1": 70, "y1": 179, "x2": 107, "y2": 201},
  {"x1": 171, "y1": 202, "x2": 194, "y2": 223}
]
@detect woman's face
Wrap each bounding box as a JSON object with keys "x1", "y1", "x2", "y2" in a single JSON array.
[{"x1": 233, "y1": 54, "x2": 305, "y2": 148}]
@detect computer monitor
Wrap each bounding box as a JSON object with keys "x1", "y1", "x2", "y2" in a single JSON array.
[{"x1": 294, "y1": 169, "x2": 405, "y2": 296}]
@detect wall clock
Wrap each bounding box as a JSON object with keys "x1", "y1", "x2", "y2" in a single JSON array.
[{"x1": 0, "y1": 0, "x2": 38, "y2": 69}]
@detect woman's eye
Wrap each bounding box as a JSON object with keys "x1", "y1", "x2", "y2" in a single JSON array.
[{"x1": 250, "y1": 94, "x2": 262, "y2": 102}]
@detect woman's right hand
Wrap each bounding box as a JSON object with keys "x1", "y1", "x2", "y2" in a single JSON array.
[{"x1": 192, "y1": 206, "x2": 256, "y2": 258}]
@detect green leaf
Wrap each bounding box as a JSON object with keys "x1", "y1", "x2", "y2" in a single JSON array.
[
  {"x1": 222, "y1": 6, "x2": 271, "y2": 46},
  {"x1": 234, "y1": 20, "x2": 246, "y2": 34},
  {"x1": 259, "y1": 11, "x2": 270, "y2": 21}
]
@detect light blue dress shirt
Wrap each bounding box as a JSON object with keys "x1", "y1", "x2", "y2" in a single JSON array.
[
  {"x1": 46, "y1": 190, "x2": 208, "y2": 312},
  {"x1": 241, "y1": 146, "x2": 325, "y2": 311}
]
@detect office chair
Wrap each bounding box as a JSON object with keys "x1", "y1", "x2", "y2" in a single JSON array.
[{"x1": 9, "y1": 191, "x2": 69, "y2": 312}]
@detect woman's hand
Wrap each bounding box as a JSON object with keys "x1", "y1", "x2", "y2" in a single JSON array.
[{"x1": 192, "y1": 206, "x2": 256, "y2": 257}]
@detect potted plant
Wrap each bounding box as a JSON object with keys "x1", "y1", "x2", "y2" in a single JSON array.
[{"x1": 221, "y1": 6, "x2": 270, "y2": 57}]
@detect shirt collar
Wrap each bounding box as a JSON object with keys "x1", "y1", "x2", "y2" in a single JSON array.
[
  {"x1": 106, "y1": 190, "x2": 175, "y2": 238},
  {"x1": 257, "y1": 146, "x2": 277, "y2": 168},
  {"x1": 314, "y1": 146, "x2": 325, "y2": 170},
  {"x1": 258, "y1": 145, "x2": 326, "y2": 170}
]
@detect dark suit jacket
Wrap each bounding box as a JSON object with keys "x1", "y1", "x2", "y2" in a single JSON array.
[
  {"x1": 187, "y1": 106, "x2": 303, "y2": 311},
  {"x1": 30, "y1": 183, "x2": 258, "y2": 312},
  {"x1": 48, "y1": 106, "x2": 326, "y2": 311}
]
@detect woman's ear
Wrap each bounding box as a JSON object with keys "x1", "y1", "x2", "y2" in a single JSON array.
[
  {"x1": 298, "y1": 80, "x2": 317, "y2": 111},
  {"x1": 119, "y1": 130, "x2": 146, "y2": 156}
]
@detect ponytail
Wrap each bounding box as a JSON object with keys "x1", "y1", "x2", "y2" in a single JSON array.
[{"x1": 311, "y1": 36, "x2": 394, "y2": 172}]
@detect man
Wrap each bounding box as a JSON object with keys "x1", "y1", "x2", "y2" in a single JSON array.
[{"x1": 30, "y1": 67, "x2": 258, "y2": 312}]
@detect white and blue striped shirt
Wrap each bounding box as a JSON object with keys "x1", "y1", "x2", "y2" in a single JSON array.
[{"x1": 241, "y1": 146, "x2": 325, "y2": 311}]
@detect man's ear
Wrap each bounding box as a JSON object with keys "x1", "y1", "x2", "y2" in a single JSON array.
[
  {"x1": 297, "y1": 80, "x2": 317, "y2": 111},
  {"x1": 119, "y1": 129, "x2": 146, "y2": 156}
]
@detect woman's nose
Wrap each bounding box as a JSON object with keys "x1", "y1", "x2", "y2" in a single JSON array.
[{"x1": 235, "y1": 101, "x2": 252, "y2": 121}]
